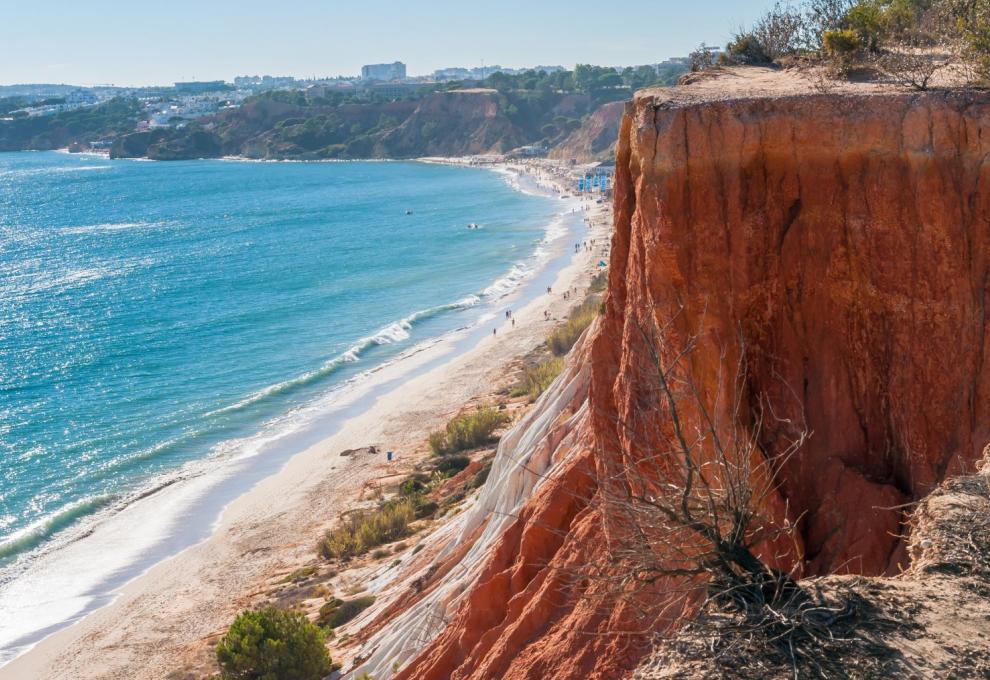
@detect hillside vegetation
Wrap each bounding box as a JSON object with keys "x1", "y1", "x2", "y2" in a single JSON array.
[
  {"x1": 703, "y1": 0, "x2": 990, "y2": 89},
  {"x1": 0, "y1": 98, "x2": 143, "y2": 151},
  {"x1": 0, "y1": 63, "x2": 686, "y2": 160},
  {"x1": 109, "y1": 86, "x2": 633, "y2": 161}
]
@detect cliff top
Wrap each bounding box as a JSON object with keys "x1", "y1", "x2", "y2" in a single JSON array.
[{"x1": 636, "y1": 64, "x2": 974, "y2": 108}]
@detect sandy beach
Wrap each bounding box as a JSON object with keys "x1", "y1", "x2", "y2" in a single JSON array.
[{"x1": 1, "y1": 159, "x2": 613, "y2": 679}]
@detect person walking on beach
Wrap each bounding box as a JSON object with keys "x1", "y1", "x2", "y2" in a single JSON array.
[{"x1": 493, "y1": 328, "x2": 497, "y2": 336}]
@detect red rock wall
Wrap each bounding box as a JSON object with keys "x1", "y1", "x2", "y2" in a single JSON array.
[
  {"x1": 395, "y1": 91, "x2": 990, "y2": 679},
  {"x1": 607, "y1": 92, "x2": 990, "y2": 576}
]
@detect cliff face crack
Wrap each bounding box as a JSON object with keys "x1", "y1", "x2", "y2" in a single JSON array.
[{"x1": 777, "y1": 198, "x2": 802, "y2": 253}]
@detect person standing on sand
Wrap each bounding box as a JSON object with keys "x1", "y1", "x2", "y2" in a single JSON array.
[{"x1": 493, "y1": 328, "x2": 497, "y2": 336}]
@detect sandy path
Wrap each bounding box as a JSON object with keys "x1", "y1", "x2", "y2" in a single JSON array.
[{"x1": 2, "y1": 164, "x2": 612, "y2": 680}]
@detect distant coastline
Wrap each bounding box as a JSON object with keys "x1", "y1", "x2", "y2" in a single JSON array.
[{"x1": 0, "y1": 154, "x2": 591, "y2": 673}]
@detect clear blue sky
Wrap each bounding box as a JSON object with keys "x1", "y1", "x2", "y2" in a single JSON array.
[{"x1": 2, "y1": 0, "x2": 771, "y2": 86}]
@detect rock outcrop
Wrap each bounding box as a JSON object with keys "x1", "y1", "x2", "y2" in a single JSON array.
[{"x1": 351, "y1": 80, "x2": 990, "y2": 679}]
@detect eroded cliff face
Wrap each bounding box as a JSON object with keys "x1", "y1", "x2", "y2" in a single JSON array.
[
  {"x1": 358, "y1": 88, "x2": 990, "y2": 680},
  {"x1": 549, "y1": 100, "x2": 625, "y2": 162},
  {"x1": 607, "y1": 91, "x2": 990, "y2": 577}
]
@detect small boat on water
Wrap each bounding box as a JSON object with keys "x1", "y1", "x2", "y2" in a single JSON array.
[
  {"x1": 405, "y1": 209, "x2": 413, "y2": 215},
  {"x1": 467, "y1": 223, "x2": 480, "y2": 229}
]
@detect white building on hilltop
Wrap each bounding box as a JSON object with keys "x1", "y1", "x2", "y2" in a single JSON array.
[{"x1": 361, "y1": 62, "x2": 407, "y2": 81}]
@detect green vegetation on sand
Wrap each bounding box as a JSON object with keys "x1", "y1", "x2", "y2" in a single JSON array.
[
  {"x1": 547, "y1": 298, "x2": 599, "y2": 356},
  {"x1": 428, "y1": 407, "x2": 509, "y2": 455},
  {"x1": 216, "y1": 607, "x2": 332, "y2": 680},
  {"x1": 319, "y1": 497, "x2": 417, "y2": 560},
  {"x1": 512, "y1": 357, "x2": 565, "y2": 402}
]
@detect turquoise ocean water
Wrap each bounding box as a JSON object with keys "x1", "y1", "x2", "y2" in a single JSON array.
[{"x1": 0, "y1": 152, "x2": 568, "y2": 658}]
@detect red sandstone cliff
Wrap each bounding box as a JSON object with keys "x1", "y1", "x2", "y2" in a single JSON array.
[
  {"x1": 354, "y1": 78, "x2": 990, "y2": 680},
  {"x1": 549, "y1": 100, "x2": 625, "y2": 162}
]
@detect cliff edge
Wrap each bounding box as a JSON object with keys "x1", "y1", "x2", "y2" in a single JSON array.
[{"x1": 349, "y1": 69, "x2": 990, "y2": 679}]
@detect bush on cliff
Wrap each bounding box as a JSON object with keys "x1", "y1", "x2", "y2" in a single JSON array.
[
  {"x1": 822, "y1": 28, "x2": 865, "y2": 72},
  {"x1": 428, "y1": 407, "x2": 509, "y2": 455},
  {"x1": 939, "y1": 0, "x2": 990, "y2": 79},
  {"x1": 216, "y1": 607, "x2": 332, "y2": 680},
  {"x1": 547, "y1": 298, "x2": 599, "y2": 356},
  {"x1": 512, "y1": 357, "x2": 565, "y2": 402},
  {"x1": 319, "y1": 498, "x2": 417, "y2": 560},
  {"x1": 317, "y1": 595, "x2": 376, "y2": 629},
  {"x1": 725, "y1": 1, "x2": 805, "y2": 65}
]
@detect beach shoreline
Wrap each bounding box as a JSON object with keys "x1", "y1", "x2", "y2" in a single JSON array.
[{"x1": 1, "y1": 157, "x2": 613, "y2": 679}]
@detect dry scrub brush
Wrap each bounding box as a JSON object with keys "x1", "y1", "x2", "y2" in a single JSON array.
[
  {"x1": 593, "y1": 308, "x2": 806, "y2": 612},
  {"x1": 586, "y1": 306, "x2": 898, "y2": 677},
  {"x1": 428, "y1": 406, "x2": 509, "y2": 455}
]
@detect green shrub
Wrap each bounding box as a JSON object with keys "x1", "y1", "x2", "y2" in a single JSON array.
[
  {"x1": 513, "y1": 357, "x2": 565, "y2": 401},
  {"x1": 428, "y1": 407, "x2": 509, "y2": 455},
  {"x1": 822, "y1": 27, "x2": 864, "y2": 73},
  {"x1": 216, "y1": 607, "x2": 332, "y2": 680},
  {"x1": 319, "y1": 498, "x2": 417, "y2": 560},
  {"x1": 844, "y1": 1, "x2": 886, "y2": 50},
  {"x1": 398, "y1": 475, "x2": 428, "y2": 496},
  {"x1": 823, "y1": 28, "x2": 863, "y2": 55},
  {"x1": 280, "y1": 566, "x2": 317, "y2": 584},
  {"x1": 434, "y1": 455, "x2": 471, "y2": 474},
  {"x1": 427, "y1": 430, "x2": 448, "y2": 454},
  {"x1": 547, "y1": 298, "x2": 599, "y2": 356},
  {"x1": 726, "y1": 32, "x2": 772, "y2": 63},
  {"x1": 318, "y1": 596, "x2": 376, "y2": 629}
]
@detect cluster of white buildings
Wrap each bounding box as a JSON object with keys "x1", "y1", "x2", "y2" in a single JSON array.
[
  {"x1": 433, "y1": 64, "x2": 565, "y2": 81},
  {"x1": 3, "y1": 56, "x2": 695, "y2": 129},
  {"x1": 6, "y1": 89, "x2": 99, "y2": 118}
]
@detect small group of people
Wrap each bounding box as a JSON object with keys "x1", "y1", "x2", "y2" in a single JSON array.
[{"x1": 495, "y1": 309, "x2": 516, "y2": 336}]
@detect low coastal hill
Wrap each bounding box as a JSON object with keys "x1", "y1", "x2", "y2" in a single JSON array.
[
  {"x1": 109, "y1": 89, "x2": 618, "y2": 161},
  {"x1": 0, "y1": 87, "x2": 630, "y2": 161},
  {"x1": 0, "y1": 64, "x2": 686, "y2": 162},
  {"x1": 0, "y1": 97, "x2": 142, "y2": 152}
]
